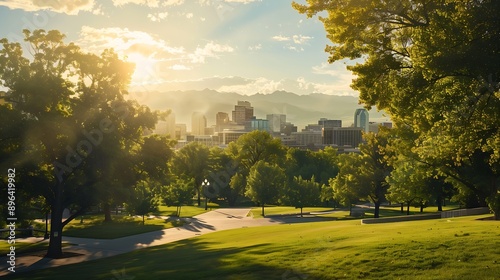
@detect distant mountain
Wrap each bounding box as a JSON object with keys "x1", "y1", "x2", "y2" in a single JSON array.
[{"x1": 136, "y1": 89, "x2": 390, "y2": 130}]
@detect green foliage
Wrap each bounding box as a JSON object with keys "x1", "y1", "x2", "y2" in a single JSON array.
[
  {"x1": 163, "y1": 178, "x2": 195, "y2": 217},
  {"x1": 124, "y1": 181, "x2": 159, "y2": 225},
  {"x1": 172, "y1": 141, "x2": 210, "y2": 206},
  {"x1": 245, "y1": 161, "x2": 286, "y2": 216},
  {"x1": 282, "y1": 176, "x2": 321, "y2": 216},
  {"x1": 295, "y1": 0, "x2": 500, "y2": 218}
]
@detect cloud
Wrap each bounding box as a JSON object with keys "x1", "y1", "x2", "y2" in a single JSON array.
[
  {"x1": 248, "y1": 43, "x2": 262, "y2": 51},
  {"x1": 78, "y1": 26, "x2": 184, "y2": 56},
  {"x1": 292, "y1": 34, "x2": 313, "y2": 44},
  {"x1": 148, "y1": 11, "x2": 168, "y2": 22},
  {"x1": 272, "y1": 35, "x2": 290, "y2": 42},
  {"x1": 170, "y1": 64, "x2": 191, "y2": 70},
  {"x1": 0, "y1": 0, "x2": 96, "y2": 15},
  {"x1": 189, "y1": 42, "x2": 234, "y2": 64}
]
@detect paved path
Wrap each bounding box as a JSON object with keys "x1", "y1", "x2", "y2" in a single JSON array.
[{"x1": 0, "y1": 208, "x2": 332, "y2": 276}]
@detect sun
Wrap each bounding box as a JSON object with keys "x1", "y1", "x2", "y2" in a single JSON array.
[{"x1": 127, "y1": 53, "x2": 159, "y2": 85}]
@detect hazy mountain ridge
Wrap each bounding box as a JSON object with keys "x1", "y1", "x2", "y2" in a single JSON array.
[{"x1": 138, "y1": 89, "x2": 389, "y2": 129}]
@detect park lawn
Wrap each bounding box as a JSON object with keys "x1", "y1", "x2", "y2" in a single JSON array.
[
  {"x1": 155, "y1": 204, "x2": 219, "y2": 218},
  {"x1": 7, "y1": 214, "x2": 499, "y2": 280},
  {"x1": 0, "y1": 241, "x2": 71, "y2": 255},
  {"x1": 249, "y1": 206, "x2": 335, "y2": 218},
  {"x1": 62, "y1": 215, "x2": 182, "y2": 239}
]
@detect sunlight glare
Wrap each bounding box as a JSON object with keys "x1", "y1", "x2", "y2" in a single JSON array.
[{"x1": 128, "y1": 52, "x2": 159, "y2": 85}]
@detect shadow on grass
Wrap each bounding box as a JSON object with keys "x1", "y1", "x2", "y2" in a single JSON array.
[{"x1": 4, "y1": 237, "x2": 326, "y2": 280}]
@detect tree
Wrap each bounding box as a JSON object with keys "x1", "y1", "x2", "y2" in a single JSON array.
[
  {"x1": 330, "y1": 153, "x2": 364, "y2": 216},
  {"x1": 294, "y1": 0, "x2": 500, "y2": 219},
  {"x1": 245, "y1": 161, "x2": 286, "y2": 217},
  {"x1": 282, "y1": 176, "x2": 321, "y2": 217},
  {"x1": 163, "y1": 179, "x2": 195, "y2": 217},
  {"x1": 208, "y1": 146, "x2": 238, "y2": 206},
  {"x1": 329, "y1": 131, "x2": 392, "y2": 218},
  {"x1": 226, "y1": 130, "x2": 286, "y2": 206},
  {"x1": 0, "y1": 29, "x2": 158, "y2": 257},
  {"x1": 125, "y1": 181, "x2": 159, "y2": 225},
  {"x1": 172, "y1": 142, "x2": 210, "y2": 206}
]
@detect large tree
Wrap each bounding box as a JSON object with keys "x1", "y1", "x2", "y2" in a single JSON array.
[
  {"x1": 172, "y1": 142, "x2": 210, "y2": 206},
  {"x1": 294, "y1": 0, "x2": 500, "y2": 218},
  {"x1": 245, "y1": 161, "x2": 286, "y2": 217},
  {"x1": 0, "y1": 29, "x2": 158, "y2": 257}
]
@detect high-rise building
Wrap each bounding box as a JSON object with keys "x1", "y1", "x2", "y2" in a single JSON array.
[
  {"x1": 154, "y1": 112, "x2": 176, "y2": 138},
  {"x1": 323, "y1": 127, "x2": 363, "y2": 147},
  {"x1": 267, "y1": 114, "x2": 286, "y2": 133},
  {"x1": 318, "y1": 118, "x2": 342, "y2": 128},
  {"x1": 232, "y1": 101, "x2": 254, "y2": 124},
  {"x1": 246, "y1": 118, "x2": 269, "y2": 132},
  {"x1": 216, "y1": 112, "x2": 230, "y2": 126},
  {"x1": 354, "y1": 108, "x2": 369, "y2": 133},
  {"x1": 191, "y1": 112, "x2": 207, "y2": 136},
  {"x1": 175, "y1": 124, "x2": 187, "y2": 140}
]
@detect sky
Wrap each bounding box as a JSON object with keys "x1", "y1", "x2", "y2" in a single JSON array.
[{"x1": 0, "y1": 0, "x2": 358, "y2": 97}]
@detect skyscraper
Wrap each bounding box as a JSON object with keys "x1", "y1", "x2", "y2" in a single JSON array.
[
  {"x1": 191, "y1": 112, "x2": 207, "y2": 136},
  {"x1": 232, "y1": 101, "x2": 254, "y2": 124},
  {"x1": 267, "y1": 114, "x2": 286, "y2": 133},
  {"x1": 354, "y1": 108, "x2": 369, "y2": 133}
]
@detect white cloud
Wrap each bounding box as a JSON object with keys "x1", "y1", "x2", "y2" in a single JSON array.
[
  {"x1": 78, "y1": 26, "x2": 184, "y2": 56},
  {"x1": 185, "y1": 12, "x2": 193, "y2": 18},
  {"x1": 248, "y1": 43, "x2": 262, "y2": 51},
  {"x1": 112, "y1": 0, "x2": 159, "y2": 7},
  {"x1": 0, "y1": 0, "x2": 96, "y2": 15},
  {"x1": 148, "y1": 11, "x2": 168, "y2": 22},
  {"x1": 272, "y1": 35, "x2": 290, "y2": 42},
  {"x1": 292, "y1": 34, "x2": 313, "y2": 44},
  {"x1": 170, "y1": 64, "x2": 191, "y2": 70},
  {"x1": 189, "y1": 42, "x2": 234, "y2": 64}
]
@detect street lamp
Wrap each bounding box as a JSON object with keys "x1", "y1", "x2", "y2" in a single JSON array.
[{"x1": 202, "y1": 179, "x2": 210, "y2": 210}]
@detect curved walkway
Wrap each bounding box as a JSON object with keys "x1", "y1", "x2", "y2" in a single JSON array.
[{"x1": 0, "y1": 208, "x2": 333, "y2": 276}]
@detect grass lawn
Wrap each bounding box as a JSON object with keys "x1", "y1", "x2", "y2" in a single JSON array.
[
  {"x1": 61, "y1": 204, "x2": 219, "y2": 239},
  {"x1": 62, "y1": 215, "x2": 182, "y2": 239},
  {"x1": 0, "y1": 241, "x2": 71, "y2": 255},
  {"x1": 8, "y1": 215, "x2": 499, "y2": 279},
  {"x1": 249, "y1": 206, "x2": 336, "y2": 218},
  {"x1": 155, "y1": 204, "x2": 219, "y2": 218}
]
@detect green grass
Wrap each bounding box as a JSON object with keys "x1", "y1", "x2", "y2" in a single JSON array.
[
  {"x1": 62, "y1": 215, "x2": 182, "y2": 239},
  {"x1": 9, "y1": 215, "x2": 499, "y2": 279},
  {"x1": 0, "y1": 241, "x2": 71, "y2": 255},
  {"x1": 249, "y1": 206, "x2": 336, "y2": 218},
  {"x1": 155, "y1": 204, "x2": 219, "y2": 218},
  {"x1": 61, "y1": 204, "x2": 218, "y2": 239}
]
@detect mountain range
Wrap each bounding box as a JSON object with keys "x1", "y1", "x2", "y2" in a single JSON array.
[{"x1": 134, "y1": 89, "x2": 390, "y2": 130}]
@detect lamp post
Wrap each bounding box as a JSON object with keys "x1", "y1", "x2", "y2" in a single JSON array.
[{"x1": 202, "y1": 179, "x2": 210, "y2": 210}]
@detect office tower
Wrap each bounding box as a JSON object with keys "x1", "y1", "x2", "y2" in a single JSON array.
[
  {"x1": 267, "y1": 114, "x2": 286, "y2": 133},
  {"x1": 191, "y1": 112, "x2": 207, "y2": 136},
  {"x1": 232, "y1": 101, "x2": 254, "y2": 124},
  {"x1": 354, "y1": 108, "x2": 369, "y2": 133}
]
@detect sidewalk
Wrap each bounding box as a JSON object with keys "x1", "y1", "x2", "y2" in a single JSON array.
[{"x1": 0, "y1": 208, "x2": 282, "y2": 276}]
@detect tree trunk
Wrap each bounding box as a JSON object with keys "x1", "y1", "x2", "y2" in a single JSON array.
[
  {"x1": 197, "y1": 190, "x2": 201, "y2": 206},
  {"x1": 437, "y1": 197, "x2": 443, "y2": 212},
  {"x1": 142, "y1": 215, "x2": 145, "y2": 225},
  {"x1": 46, "y1": 199, "x2": 63, "y2": 258},
  {"x1": 300, "y1": 207, "x2": 303, "y2": 218},
  {"x1": 420, "y1": 205, "x2": 424, "y2": 213},
  {"x1": 406, "y1": 202, "x2": 410, "y2": 215},
  {"x1": 400, "y1": 203, "x2": 404, "y2": 213},
  {"x1": 374, "y1": 201, "x2": 380, "y2": 218},
  {"x1": 103, "y1": 202, "x2": 112, "y2": 222},
  {"x1": 261, "y1": 204, "x2": 265, "y2": 217}
]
